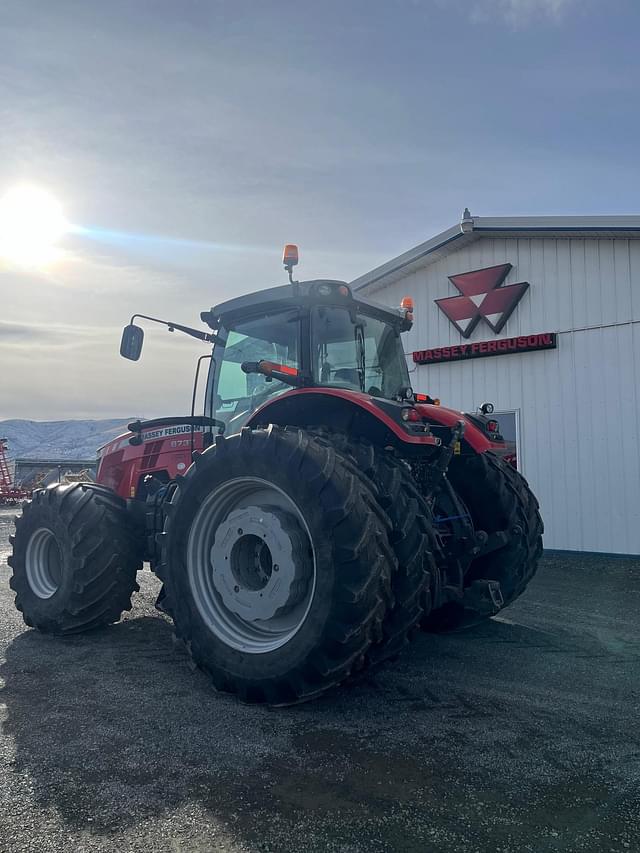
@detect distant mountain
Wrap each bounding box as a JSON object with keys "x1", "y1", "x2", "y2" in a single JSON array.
[{"x1": 0, "y1": 418, "x2": 132, "y2": 461}]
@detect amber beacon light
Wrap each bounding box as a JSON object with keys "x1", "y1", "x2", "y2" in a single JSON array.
[
  {"x1": 400, "y1": 295, "x2": 414, "y2": 327},
  {"x1": 283, "y1": 244, "x2": 299, "y2": 282}
]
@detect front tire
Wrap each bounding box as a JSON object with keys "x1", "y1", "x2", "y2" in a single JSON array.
[
  {"x1": 8, "y1": 484, "x2": 142, "y2": 634},
  {"x1": 160, "y1": 426, "x2": 394, "y2": 705}
]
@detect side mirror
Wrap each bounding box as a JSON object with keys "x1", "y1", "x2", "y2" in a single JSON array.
[{"x1": 120, "y1": 324, "x2": 144, "y2": 361}]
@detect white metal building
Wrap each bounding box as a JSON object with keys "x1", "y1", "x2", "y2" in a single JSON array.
[{"x1": 352, "y1": 213, "x2": 640, "y2": 554}]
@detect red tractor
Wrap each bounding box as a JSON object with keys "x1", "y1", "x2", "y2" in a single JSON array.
[{"x1": 8, "y1": 247, "x2": 542, "y2": 704}]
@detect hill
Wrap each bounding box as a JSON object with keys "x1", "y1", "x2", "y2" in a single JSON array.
[{"x1": 0, "y1": 418, "x2": 132, "y2": 460}]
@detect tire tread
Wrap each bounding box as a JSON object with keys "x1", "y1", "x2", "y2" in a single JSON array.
[{"x1": 9, "y1": 483, "x2": 142, "y2": 635}]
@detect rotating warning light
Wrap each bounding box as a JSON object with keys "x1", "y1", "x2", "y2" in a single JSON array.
[
  {"x1": 283, "y1": 244, "x2": 299, "y2": 268},
  {"x1": 400, "y1": 295, "x2": 414, "y2": 328}
]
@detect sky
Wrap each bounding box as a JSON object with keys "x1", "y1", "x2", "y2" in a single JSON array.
[{"x1": 0, "y1": 0, "x2": 639, "y2": 420}]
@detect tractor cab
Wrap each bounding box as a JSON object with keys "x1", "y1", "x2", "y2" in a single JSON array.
[{"x1": 200, "y1": 278, "x2": 414, "y2": 435}]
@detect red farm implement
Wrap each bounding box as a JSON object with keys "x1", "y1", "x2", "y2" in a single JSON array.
[{"x1": 0, "y1": 439, "x2": 30, "y2": 505}]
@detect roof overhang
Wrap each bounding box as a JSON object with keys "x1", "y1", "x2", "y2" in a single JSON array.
[{"x1": 351, "y1": 214, "x2": 640, "y2": 295}]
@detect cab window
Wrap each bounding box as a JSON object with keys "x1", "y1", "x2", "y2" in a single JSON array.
[
  {"x1": 312, "y1": 305, "x2": 409, "y2": 399},
  {"x1": 214, "y1": 310, "x2": 299, "y2": 432}
]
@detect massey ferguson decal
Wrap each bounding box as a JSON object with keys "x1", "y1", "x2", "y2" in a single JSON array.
[
  {"x1": 138, "y1": 424, "x2": 205, "y2": 442},
  {"x1": 435, "y1": 263, "x2": 529, "y2": 338},
  {"x1": 98, "y1": 423, "x2": 205, "y2": 456},
  {"x1": 413, "y1": 332, "x2": 557, "y2": 365}
]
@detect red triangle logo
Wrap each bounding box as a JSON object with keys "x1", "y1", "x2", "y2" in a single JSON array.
[{"x1": 436, "y1": 264, "x2": 529, "y2": 338}]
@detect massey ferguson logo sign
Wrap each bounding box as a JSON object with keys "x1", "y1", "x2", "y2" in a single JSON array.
[
  {"x1": 411, "y1": 262, "x2": 557, "y2": 365},
  {"x1": 413, "y1": 333, "x2": 557, "y2": 365},
  {"x1": 435, "y1": 263, "x2": 529, "y2": 338}
]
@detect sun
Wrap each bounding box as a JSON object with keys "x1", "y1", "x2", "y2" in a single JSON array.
[{"x1": 0, "y1": 186, "x2": 69, "y2": 267}]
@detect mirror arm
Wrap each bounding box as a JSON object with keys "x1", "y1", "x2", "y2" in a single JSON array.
[{"x1": 129, "y1": 314, "x2": 222, "y2": 345}]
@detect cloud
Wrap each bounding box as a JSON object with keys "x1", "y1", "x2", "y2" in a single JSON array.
[
  {"x1": 472, "y1": 0, "x2": 578, "y2": 25},
  {"x1": 0, "y1": 320, "x2": 113, "y2": 348},
  {"x1": 0, "y1": 321, "x2": 39, "y2": 341},
  {"x1": 0, "y1": 0, "x2": 632, "y2": 420}
]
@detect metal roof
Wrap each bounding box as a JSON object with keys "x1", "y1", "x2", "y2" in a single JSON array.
[{"x1": 351, "y1": 213, "x2": 640, "y2": 293}]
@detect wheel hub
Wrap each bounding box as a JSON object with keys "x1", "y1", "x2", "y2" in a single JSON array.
[
  {"x1": 210, "y1": 505, "x2": 311, "y2": 621},
  {"x1": 187, "y1": 477, "x2": 317, "y2": 654},
  {"x1": 25, "y1": 527, "x2": 63, "y2": 599}
]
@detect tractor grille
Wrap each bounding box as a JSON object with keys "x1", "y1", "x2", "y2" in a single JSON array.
[{"x1": 140, "y1": 440, "x2": 165, "y2": 471}]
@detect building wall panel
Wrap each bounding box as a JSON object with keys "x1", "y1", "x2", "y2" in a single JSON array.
[{"x1": 370, "y1": 236, "x2": 640, "y2": 553}]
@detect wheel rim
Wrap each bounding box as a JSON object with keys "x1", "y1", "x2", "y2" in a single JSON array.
[
  {"x1": 186, "y1": 477, "x2": 317, "y2": 654},
  {"x1": 25, "y1": 527, "x2": 63, "y2": 599}
]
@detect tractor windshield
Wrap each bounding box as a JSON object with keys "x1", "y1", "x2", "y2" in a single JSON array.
[
  {"x1": 312, "y1": 306, "x2": 410, "y2": 400},
  {"x1": 211, "y1": 310, "x2": 300, "y2": 432}
]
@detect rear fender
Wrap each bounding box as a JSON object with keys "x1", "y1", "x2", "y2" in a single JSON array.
[{"x1": 247, "y1": 388, "x2": 440, "y2": 454}]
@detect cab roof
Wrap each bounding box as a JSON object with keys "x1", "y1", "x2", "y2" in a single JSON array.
[{"x1": 201, "y1": 280, "x2": 405, "y2": 330}]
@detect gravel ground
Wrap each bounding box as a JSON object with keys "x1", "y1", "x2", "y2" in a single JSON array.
[{"x1": 0, "y1": 505, "x2": 639, "y2": 852}]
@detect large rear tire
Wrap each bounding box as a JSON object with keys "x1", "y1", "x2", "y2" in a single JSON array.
[
  {"x1": 160, "y1": 426, "x2": 394, "y2": 705},
  {"x1": 310, "y1": 431, "x2": 439, "y2": 664},
  {"x1": 442, "y1": 451, "x2": 543, "y2": 619},
  {"x1": 8, "y1": 484, "x2": 142, "y2": 634}
]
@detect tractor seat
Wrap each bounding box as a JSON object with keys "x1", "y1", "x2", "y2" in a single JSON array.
[{"x1": 333, "y1": 368, "x2": 361, "y2": 387}]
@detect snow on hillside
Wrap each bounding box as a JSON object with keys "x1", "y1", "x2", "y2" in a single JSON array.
[{"x1": 0, "y1": 418, "x2": 133, "y2": 460}]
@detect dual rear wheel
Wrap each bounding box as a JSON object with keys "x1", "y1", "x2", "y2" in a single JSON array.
[{"x1": 157, "y1": 426, "x2": 433, "y2": 704}]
